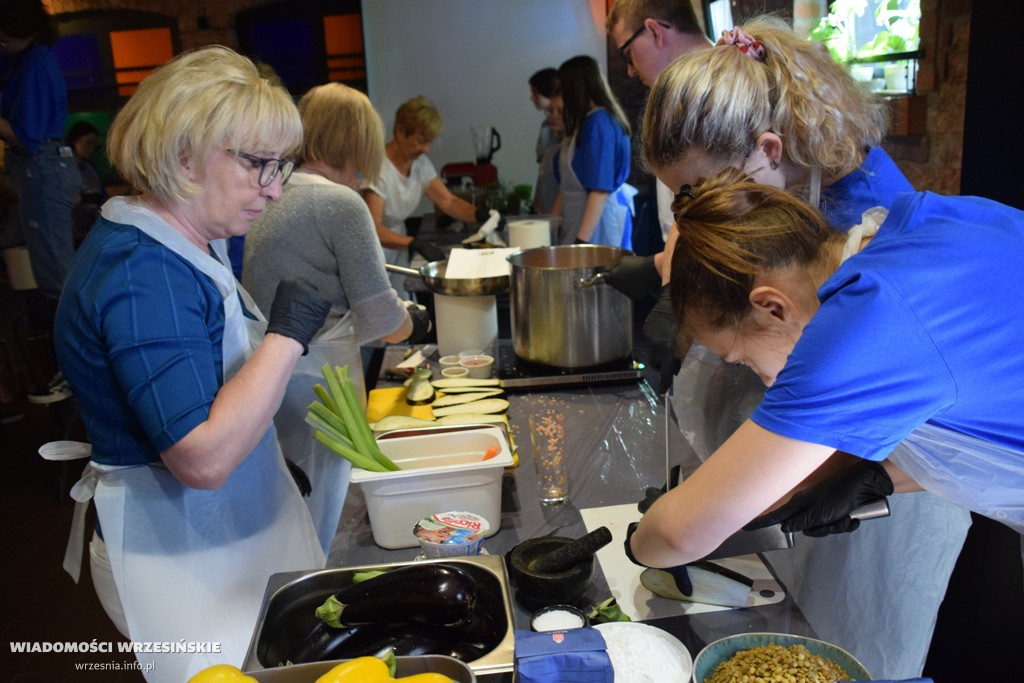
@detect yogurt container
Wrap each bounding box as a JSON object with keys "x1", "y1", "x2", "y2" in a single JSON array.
[{"x1": 413, "y1": 511, "x2": 490, "y2": 558}]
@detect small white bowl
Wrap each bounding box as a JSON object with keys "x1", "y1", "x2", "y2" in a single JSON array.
[
  {"x1": 458, "y1": 354, "x2": 494, "y2": 379},
  {"x1": 439, "y1": 354, "x2": 462, "y2": 368},
  {"x1": 441, "y1": 366, "x2": 470, "y2": 378}
]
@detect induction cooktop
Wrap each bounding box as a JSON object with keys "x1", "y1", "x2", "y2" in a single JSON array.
[{"x1": 494, "y1": 338, "x2": 643, "y2": 390}]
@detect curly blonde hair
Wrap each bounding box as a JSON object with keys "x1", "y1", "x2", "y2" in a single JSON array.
[
  {"x1": 642, "y1": 15, "x2": 887, "y2": 182},
  {"x1": 106, "y1": 46, "x2": 302, "y2": 204}
]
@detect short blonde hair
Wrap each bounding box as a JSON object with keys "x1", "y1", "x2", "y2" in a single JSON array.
[
  {"x1": 107, "y1": 45, "x2": 302, "y2": 204},
  {"x1": 393, "y1": 95, "x2": 443, "y2": 139},
  {"x1": 298, "y1": 83, "x2": 385, "y2": 185},
  {"x1": 643, "y1": 15, "x2": 887, "y2": 180}
]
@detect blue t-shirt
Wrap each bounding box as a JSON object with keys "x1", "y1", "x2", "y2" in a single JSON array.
[
  {"x1": 555, "y1": 108, "x2": 631, "y2": 192},
  {"x1": 55, "y1": 217, "x2": 228, "y2": 466},
  {"x1": 821, "y1": 146, "x2": 913, "y2": 230},
  {"x1": 0, "y1": 44, "x2": 68, "y2": 152},
  {"x1": 753, "y1": 192, "x2": 1024, "y2": 459}
]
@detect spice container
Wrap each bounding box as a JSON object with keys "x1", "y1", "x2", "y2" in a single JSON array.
[
  {"x1": 530, "y1": 604, "x2": 589, "y2": 632},
  {"x1": 414, "y1": 511, "x2": 490, "y2": 558}
]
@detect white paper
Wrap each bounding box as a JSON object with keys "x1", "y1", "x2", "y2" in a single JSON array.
[
  {"x1": 444, "y1": 247, "x2": 518, "y2": 279},
  {"x1": 580, "y1": 503, "x2": 785, "y2": 621}
]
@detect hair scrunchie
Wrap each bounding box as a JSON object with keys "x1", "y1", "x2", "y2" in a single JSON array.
[{"x1": 718, "y1": 27, "x2": 766, "y2": 61}]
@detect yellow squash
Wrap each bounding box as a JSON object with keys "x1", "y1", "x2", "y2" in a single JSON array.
[
  {"x1": 316, "y1": 655, "x2": 453, "y2": 683},
  {"x1": 187, "y1": 664, "x2": 258, "y2": 682}
]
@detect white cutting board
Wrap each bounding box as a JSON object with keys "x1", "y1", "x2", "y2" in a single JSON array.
[{"x1": 581, "y1": 504, "x2": 785, "y2": 621}]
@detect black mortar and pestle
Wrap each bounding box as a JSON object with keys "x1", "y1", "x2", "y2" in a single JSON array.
[{"x1": 506, "y1": 526, "x2": 613, "y2": 611}]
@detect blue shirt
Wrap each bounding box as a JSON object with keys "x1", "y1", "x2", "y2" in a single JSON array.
[
  {"x1": 0, "y1": 44, "x2": 68, "y2": 152},
  {"x1": 55, "y1": 217, "x2": 227, "y2": 465},
  {"x1": 822, "y1": 146, "x2": 913, "y2": 230},
  {"x1": 555, "y1": 108, "x2": 631, "y2": 192},
  {"x1": 753, "y1": 192, "x2": 1024, "y2": 459}
]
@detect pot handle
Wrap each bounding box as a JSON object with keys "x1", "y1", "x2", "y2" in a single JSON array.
[{"x1": 577, "y1": 270, "x2": 610, "y2": 288}]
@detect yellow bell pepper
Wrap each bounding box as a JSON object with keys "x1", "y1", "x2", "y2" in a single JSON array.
[
  {"x1": 315, "y1": 656, "x2": 453, "y2": 683},
  {"x1": 187, "y1": 664, "x2": 258, "y2": 682}
]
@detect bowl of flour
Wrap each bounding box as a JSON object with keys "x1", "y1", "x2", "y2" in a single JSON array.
[{"x1": 594, "y1": 622, "x2": 692, "y2": 683}]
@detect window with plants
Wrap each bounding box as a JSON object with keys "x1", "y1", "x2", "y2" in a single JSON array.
[{"x1": 809, "y1": 0, "x2": 921, "y2": 94}]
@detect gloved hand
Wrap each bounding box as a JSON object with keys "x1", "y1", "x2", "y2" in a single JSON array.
[
  {"x1": 285, "y1": 458, "x2": 312, "y2": 497},
  {"x1": 403, "y1": 300, "x2": 433, "y2": 344},
  {"x1": 474, "y1": 206, "x2": 493, "y2": 224},
  {"x1": 745, "y1": 460, "x2": 894, "y2": 537},
  {"x1": 603, "y1": 255, "x2": 662, "y2": 301},
  {"x1": 643, "y1": 285, "x2": 681, "y2": 394},
  {"x1": 573, "y1": 237, "x2": 588, "y2": 245},
  {"x1": 624, "y1": 521, "x2": 692, "y2": 596},
  {"x1": 409, "y1": 237, "x2": 445, "y2": 263},
  {"x1": 637, "y1": 465, "x2": 681, "y2": 514},
  {"x1": 266, "y1": 278, "x2": 331, "y2": 355}
]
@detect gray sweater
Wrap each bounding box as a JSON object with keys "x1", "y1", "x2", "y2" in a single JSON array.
[{"x1": 243, "y1": 171, "x2": 407, "y2": 344}]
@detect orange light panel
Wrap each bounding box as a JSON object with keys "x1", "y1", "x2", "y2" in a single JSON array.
[
  {"x1": 110, "y1": 28, "x2": 173, "y2": 68},
  {"x1": 323, "y1": 15, "x2": 363, "y2": 54}
]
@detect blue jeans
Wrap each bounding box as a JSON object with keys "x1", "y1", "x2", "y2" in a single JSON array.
[{"x1": 5, "y1": 141, "x2": 81, "y2": 299}]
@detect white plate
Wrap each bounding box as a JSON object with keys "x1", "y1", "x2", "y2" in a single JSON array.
[{"x1": 594, "y1": 622, "x2": 693, "y2": 682}]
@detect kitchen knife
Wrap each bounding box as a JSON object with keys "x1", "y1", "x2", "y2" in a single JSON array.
[{"x1": 700, "y1": 497, "x2": 892, "y2": 561}]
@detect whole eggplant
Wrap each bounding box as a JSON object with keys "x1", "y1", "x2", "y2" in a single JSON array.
[
  {"x1": 286, "y1": 619, "x2": 488, "y2": 663},
  {"x1": 314, "y1": 563, "x2": 477, "y2": 629}
]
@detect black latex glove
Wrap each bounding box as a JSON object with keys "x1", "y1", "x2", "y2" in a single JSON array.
[
  {"x1": 624, "y1": 521, "x2": 692, "y2": 596},
  {"x1": 474, "y1": 207, "x2": 492, "y2": 224},
  {"x1": 604, "y1": 255, "x2": 662, "y2": 302},
  {"x1": 643, "y1": 285, "x2": 681, "y2": 394},
  {"x1": 636, "y1": 465, "x2": 682, "y2": 514},
  {"x1": 403, "y1": 300, "x2": 433, "y2": 344},
  {"x1": 285, "y1": 458, "x2": 312, "y2": 497},
  {"x1": 409, "y1": 237, "x2": 445, "y2": 263},
  {"x1": 265, "y1": 278, "x2": 331, "y2": 355},
  {"x1": 745, "y1": 460, "x2": 894, "y2": 537},
  {"x1": 573, "y1": 237, "x2": 588, "y2": 245}
]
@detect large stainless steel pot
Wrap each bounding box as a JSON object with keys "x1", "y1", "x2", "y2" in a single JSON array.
[{"x1": 507, "y1": 245, "x2": 632, "y2": 368}]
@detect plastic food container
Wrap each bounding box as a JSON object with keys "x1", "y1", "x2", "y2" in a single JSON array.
[
  {"x1": 414, "y1": 511, "x2": 490, "y2": 558},
  {"x1": 351, "y1": 427, "x2": 512, "y2": 549},
  {"x1": 459, "y1": 354, "x2": 494, "y2": 379},
  {"x1": 530, "y1": 604, "x2": 589, "y2": 632}
]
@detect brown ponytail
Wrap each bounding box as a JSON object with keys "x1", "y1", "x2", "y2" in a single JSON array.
[{"x1": 669, "y1": 168, "x2": 837, "y2": 333}]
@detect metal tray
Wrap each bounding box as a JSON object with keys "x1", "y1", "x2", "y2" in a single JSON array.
[
  {"x1": 242, "y1": 554, "x2": 515, "y2": 678},
  {"x1": 247, "y1": 654, "x2": 476, "y2": 682}
]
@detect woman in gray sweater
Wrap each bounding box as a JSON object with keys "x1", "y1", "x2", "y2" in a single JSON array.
[{"x1": 244, "y1": 83, "x2": 429, "y2": 555}]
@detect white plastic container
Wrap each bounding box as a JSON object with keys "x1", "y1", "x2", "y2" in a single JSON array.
[{"x1": 351, "y1": 427, "x2": 512, "y2": 549}]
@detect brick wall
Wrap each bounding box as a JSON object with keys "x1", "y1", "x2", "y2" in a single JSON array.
[{"x1": 884, "y1": 0, "x2": 971, "y2": 194}]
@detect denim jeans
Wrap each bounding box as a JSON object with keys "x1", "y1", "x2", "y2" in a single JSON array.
[{"x1": 5, "y1": 141, "x2": 81, "y2": 299}]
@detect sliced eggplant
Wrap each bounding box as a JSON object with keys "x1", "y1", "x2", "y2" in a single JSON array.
[
  {"x1": 435, "y1": 414, "x2": 507, "y2": 427},
  {"x1": 431, "y1": 390, "x2": 505, "y2": 407},
  {"x1": 405, "y1": 368, "x2": 435, "y2": 405},
  {"x1": 431, "y1": 377, "x2": 502, "y2": 389},
  {"x1": 640, "y1": 561, "x2": 753, "y2": 608},
  {"x1": 430, "y1": 385, "x2": 507, "y2": 394},
  {"x1": 432, "y1": 398, "x2": 509, "y2": 417},
  {"x1": 370, "y1": 415, "x2": 437, "y2": 432}
]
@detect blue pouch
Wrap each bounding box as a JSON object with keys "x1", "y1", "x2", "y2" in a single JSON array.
[{"x1": 514, "y1": 628, "x2": 614, "y2": 683}]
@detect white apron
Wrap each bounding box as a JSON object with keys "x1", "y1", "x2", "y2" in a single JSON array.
[
  {"x1": 60, "y1": 198, "x2": 325, "y2": 681},
  {"x1": 275, "y1": 312, "x2": 364, "y2": 556},
  {"x1": 557, "y1": 129, "x2": 632, "y2": 248},
  {"x1": 671, "y1": 209, "x2": 972, "y2": 678}
]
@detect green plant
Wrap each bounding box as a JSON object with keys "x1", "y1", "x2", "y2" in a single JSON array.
[
  {"x1": 511, "y1": 183, "x2": 533, "y2": 205},
  {"x1": 809, "y1": 0, "x2": 920, "y2": 64}
]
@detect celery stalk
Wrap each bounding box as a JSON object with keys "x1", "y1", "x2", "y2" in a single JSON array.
[
  {"x1": 336, "y1": 365, "x2": 400, "y2": 471},
  {"x1": 313, "y1": 430, "x2": 388, "y2": 472}
]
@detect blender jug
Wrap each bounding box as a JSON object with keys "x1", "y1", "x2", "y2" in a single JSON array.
[{"x1": 471, "y1": 126, "x2": 501, "y2": 164}]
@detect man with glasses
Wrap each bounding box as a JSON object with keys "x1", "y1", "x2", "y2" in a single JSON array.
[
  {"x1": 607, "y1": 0, "x2": 710, "y2": 87},
  {"x1": 603, "y1": 1, "x2": 711, "y2": 393}
]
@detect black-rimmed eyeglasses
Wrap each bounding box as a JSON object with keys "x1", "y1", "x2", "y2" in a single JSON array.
[
  {"x1": 617, "y1": 21, "x2": 670, "y2": 66},
  {"x1": 227, "y1": 149, "x2": 296, "y2": 188}
]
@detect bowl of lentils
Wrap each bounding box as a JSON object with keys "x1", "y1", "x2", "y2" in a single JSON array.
[{"x1": 693, "y1": 632, "x2": 870, "y2": 683}]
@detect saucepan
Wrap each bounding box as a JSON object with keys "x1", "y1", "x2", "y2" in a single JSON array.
[{"x1": 386, "y1": 261, "x2": 509, "y2": 297}]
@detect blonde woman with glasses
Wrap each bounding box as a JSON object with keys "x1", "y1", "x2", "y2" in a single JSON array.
[{"x1": 53, "y1": 46, "x2": 331, "y2": 681}]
